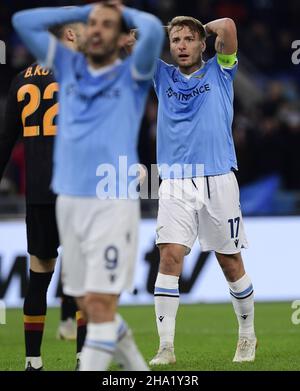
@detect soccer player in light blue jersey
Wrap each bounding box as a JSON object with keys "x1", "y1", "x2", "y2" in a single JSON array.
[
  {"x1": 13, "y1": 1, "x2": 164, "y2": 371},
  {"x1": 150, "y1": 16, "x2": 257, "y2": 365}
]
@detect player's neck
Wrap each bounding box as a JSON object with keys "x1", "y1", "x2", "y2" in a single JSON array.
[
  {"x1": 178, "y1": 60, "x2": 203, "y2": 76},
  {"x1": 87, "y1": 53, "x2": 120, "y2": 70},
  {"x1": 88, "y1": 59, "x2": 122, "y2": 77}
]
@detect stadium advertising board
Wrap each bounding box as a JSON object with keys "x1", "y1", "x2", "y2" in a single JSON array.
[{"x1": 0, "y1": 217, "x2": 299, "y2": 307}]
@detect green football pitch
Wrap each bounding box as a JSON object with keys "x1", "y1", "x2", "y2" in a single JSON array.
[{"x1": 0, "y1": 303, "x2": 299, "y2": 371}]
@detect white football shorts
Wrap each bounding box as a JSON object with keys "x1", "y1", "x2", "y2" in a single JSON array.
[
  {"x1": 56, "y1": 195, "x2": 140, "y2": 297},
  {"x1": 156, "y1": 171, "x2": 248, "y2": 254}
]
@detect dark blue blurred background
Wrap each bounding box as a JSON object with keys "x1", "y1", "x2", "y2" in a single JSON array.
[{"x1": 0, "y1": 0, "x2": 299, "y2": 216}]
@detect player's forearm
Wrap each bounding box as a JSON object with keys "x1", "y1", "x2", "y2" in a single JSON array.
[
  {"x1": 123, "y1": 7, "x2": 164, "y2": 79},
  {"x1": 204, "y1": 18, "x2": 237, "y2": 54},
  {"x1": 12, "y1": 6, "x2": 92, "y2": 63}
]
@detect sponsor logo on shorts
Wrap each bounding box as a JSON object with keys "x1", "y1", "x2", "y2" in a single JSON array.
[{"x1": 110, "y1": 274, "x2": 116, "y2": 283}]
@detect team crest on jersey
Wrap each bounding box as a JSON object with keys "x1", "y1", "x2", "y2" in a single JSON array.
[{"x1": 193, "y1": 73, "x2": 206, "y2": 79}]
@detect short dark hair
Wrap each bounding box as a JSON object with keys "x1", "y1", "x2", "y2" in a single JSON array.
[
  {"x1": 101, "y1": 4, "x2": 130, "y2": 34},
  {"x1": 120, "y1": 16, "x2": 130, "y2": 34},
  {"x1": 49, "y1": 6, "x2": 79, "y2": 38},
  {"x1": 167, "y1": 16, "x2": 206, "y2": 40},
  {"x1": 49, "y1": 24, "x2": 66, "y2": 39}
]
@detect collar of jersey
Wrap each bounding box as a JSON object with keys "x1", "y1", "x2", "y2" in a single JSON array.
[
  {"x1": 73, "y1": 55, "x2": 124, "y2": 98},
  {"x1": 177, "y1": 61, "x2": 206, "y2": 82},
  {"x1": 75, "y1": 54, "x2": 122, "y2": 82},
  {"x1": 87, "y1": 59, "x2": 122, "y2": 77}
]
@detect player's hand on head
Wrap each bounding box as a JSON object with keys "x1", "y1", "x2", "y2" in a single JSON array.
[
  {"x1": 101, "y1": 0, "x2": 124, "y2": 11},
  {"x1": 203, "y1": 25, "x2": 211, "y2": 38},
  {"x1": 123, "y1": 29, "x2": 136, "y2": 54},
  {"x1": 92, "y1": 1, "x2": 122, "y2": 16}
]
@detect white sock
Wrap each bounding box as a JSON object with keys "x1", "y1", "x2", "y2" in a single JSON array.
[
  {"x1": 25, "y1": 356, "x2": 42, "y2": 369},
  {"x1": 80, "y1": 322, "x2": 117, "y2": 371},
  {"x1": 114, "y1": 314, "x2": 149, "y2": 371},
  {"x1": 228, "y1": 274, "x2": 255, "y2": 339},
  {"x1": 154, "y1": 272, "x2": 179, "y2": 349}
]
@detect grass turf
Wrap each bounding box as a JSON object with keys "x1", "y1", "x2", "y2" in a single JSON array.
[{"x1": 0, "y1": 302, "x2": 299, "y2": 371}]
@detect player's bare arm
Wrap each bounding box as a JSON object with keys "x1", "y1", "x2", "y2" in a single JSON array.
[{"x1": 204, "y1": 18, "x2": 237, "y2": 54}]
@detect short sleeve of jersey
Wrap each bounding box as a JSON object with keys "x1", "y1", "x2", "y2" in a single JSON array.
[{"x1": 213, "y1": 54, "x2": 238, "y2": 81}]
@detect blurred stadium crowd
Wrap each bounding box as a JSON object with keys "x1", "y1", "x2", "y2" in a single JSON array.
[{"x1": 0, "y1": 0, "x2": 299, "y2": 215}]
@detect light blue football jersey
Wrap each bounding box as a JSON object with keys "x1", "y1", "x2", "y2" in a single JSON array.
[
  {"x1": 12, "y1": 5, "x2": 164, "y2": 197},
  {"x1": 153, "y1": 55, "x2": 238, "y2": 179},
  {"x1": 51, "y1": 49, "x2": 151, "y2": 197}
]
